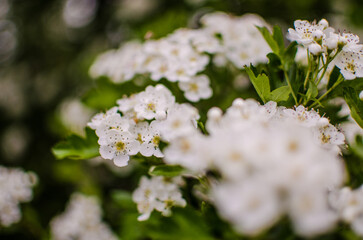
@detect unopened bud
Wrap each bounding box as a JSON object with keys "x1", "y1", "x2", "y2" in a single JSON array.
[
  {"x1": 318, "y1": 19, "x2": 329, "y2": 29},
  {"x1": 308, "y1": 43, "x2": 323, "y2": 55}
]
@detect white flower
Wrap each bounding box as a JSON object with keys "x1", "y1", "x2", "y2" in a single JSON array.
[
  {"x1": 335, "y1": 48, "x2": 363, "y2": 80},
  {"x1": 282, "y1": 105, "x2": 322, "y2": 127},
  {"x1": 134, "y1": 84, "x2": 175, "y2": 120},
  {"x1": 89, "y1": 42, "x2": 144, "y2": 83},
  {"x1": 212, "y1": 179, "x2": 282, "y2": 236},
  {"x1": 178, "y1": 75, "x2": 212, "y2": 102},
  {"x1": 98, "y1": 130, "x2": 140, "y2": 167},
  {"x1": 328, "y1": 186, "x2": 363, "y2": 237},
  {"x1": 158, "y1": 103, "x2": 200, "y2": 141},
  {"x1": 0, "y1": 167, "x2": 37, "y2": 227},
  {"x1": 132, "y1": 176, "x2": 186, "y2": 221},
  {"x1": 164, "y1": 134, "x2": 209, "y2": 173},
  {"x1": 50, "y1": 193, "x2": 117, "y2": 240},
  {"x1": 130, "y1": 121, "x2": 163, "y2": 158},
  {"x1": 289, "y1": 190, "x2": 338, "y2": 237},
  {"x1": 88, "y1": 107, "x2": 118, "y2": 130},
  {"x1": 94, "y1": 112, "x2": 130, "y2": 138},
  {"x1": 287, "y1": 19, "x2": 329, "y2": 47}
]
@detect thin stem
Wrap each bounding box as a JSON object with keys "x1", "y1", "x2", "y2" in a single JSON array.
[
  {"x1": 316, "y1": 50, "x2": 341, "y2": 85},
  {"x1": 312, "y1": 55, "x2": 321, "y2": 84},
  {"x1": 303, "y1": 53, "x2": 312, "y2": 89},
  {"x1": 309, "y1": 75, "x2": 344, "y2": 108},
  {"x1": 284, "y1": 71, "x2": 298, "y2": 105}
]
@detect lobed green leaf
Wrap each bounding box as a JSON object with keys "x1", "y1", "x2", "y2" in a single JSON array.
[
  {"x1": 343, "y1": 87, "x2": 363, "y2": 129},
  {"x1": 52, "y1": 127, "x2": 99, "y2": 160},
  {"x1": 245, "y1": 67, "x2": 271, "y2": 103},
  {"x1": 149, "y1": 165, "x2": 185, "y2": 177},
  {"x1": 269, "y1": 86, "x2": 291, "y2": 102}
]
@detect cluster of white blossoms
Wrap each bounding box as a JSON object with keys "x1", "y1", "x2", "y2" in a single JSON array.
[
  {"x1": 50, "y1": 193, "x2": 117, "y2": 240},
  {"x1": 329, "y1": 186, "x2": 363, "y2": 237},
  {"x1": 132, "y1": 176, "x2": 186, "y2": 221},
  {"x1": 163, "y1": 98, "x2": 346, "y2": 236},
  {"x1": 88, "y1": 84, "x2": 200, "y2": 167},
  {"x1": 90, "y1": 12, "x2": 270, "y2": 102},
  {"x1": 0, "y1": 166, "x2": 37, "y2": 227},
  {"x1": 288, "y1": 19, "x2": 363, "y2": 80}
]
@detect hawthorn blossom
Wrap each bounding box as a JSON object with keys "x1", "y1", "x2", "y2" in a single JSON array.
[
  {"x1": 50, "y1": 193, "x2": 117, "y2": 240},
  {"x1": 178, "y1": 75, "x2": 212, "y2": 102},
  {"x1": 98, "y1": 130, "x2": 140, "y2": 167},
  {"x1": 335, "y1": 48, "x2": 363, "y2": 80},
  {"x1": 132, "y1": 176, "x2": 186, "y2": 221},
  {"x1": 0, "y1": 167, "x2": 37, "y2": 227}
]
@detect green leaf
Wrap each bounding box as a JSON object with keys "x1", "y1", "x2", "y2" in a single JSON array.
[
  {"x1": 269, "y1": 86, "x2": 291, "y2": 102},
  {"x1": 245, "y1": 67, "x2": 271, "y2": 103},
  {"x1": 328, "y1": 66, "x2": 341, "y2": 89},
  {"x1": 343, "y1": 87, "x2": 363, "y2": 128},
  {"x1": 149, "y1": 165, "x2": 185, "y2": 177},
  {"x1": 306, "y1": 80, "x2": 319, "y2": 99},
  {"x1": 52, "y1": 127, "x2": 99, "y2": 160},
  {"x1": 272, "y1": 25, "x2": 285, "y2": 54},
  {"x1": 283, "y1": 41, "x2": 298, "y2": 63},
  {"x1": 257, "y1": 26, "x2": 278, "y2": 54},
  {"x1": 350, "y1": 136, "x2": 363, "y2": 160}
]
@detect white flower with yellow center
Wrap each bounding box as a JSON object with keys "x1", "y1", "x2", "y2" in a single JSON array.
[
  {"x1": 134, "y1": 85, "x2": 175, "y2": 120},
  {"x1": 335, "y1": 49, "x2": 363, "y2": 80},
  {"x1": 178, "y1": 75, "x2": 212, "y2": 102},
  {"x1": 98, "y1": 130, "x2": 140, "y2": 167},
  {"x1": 132, "y1": 176, "x2": 186, "y2": 221}
]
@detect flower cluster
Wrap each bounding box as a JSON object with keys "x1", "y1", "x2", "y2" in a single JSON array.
[
  {"x1": 329, "y1": 186, "x2": 363, "y2": 237},
  {"x1": 50, "y1": 193, "x2": 118, "y2": 240},
  {"x1": 0, "y1": 166, "x2": 37, "y2": 227},
  {"x1": 59, "y1": 11, "x2": 363, "y2": 239},
  {"x1": 288, "y1": 19, "x2": 363, "y2": 80},
  {"x1": 164, "y1": 98, "x2": 345, "y2": 236},
  {"x1": 88, "y1": 84, "x2": 199, "y2": 167},
  {"x1": 132, "y1": 176, "x2": 186, "y2": 221},
  {"x1": 90, "y1": 12, "x2": 270, "y2": 102}
]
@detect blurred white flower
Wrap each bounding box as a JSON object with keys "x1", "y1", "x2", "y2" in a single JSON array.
[
  {"x1": 0, "y1": 167, "x2": 37, "y2": 227},
  {"x1": 132, "y1": 176, "x2": 186, "y2": 221},
  {"x1": 178, "y1": 75, "x2": 212, "y2": 102},
  {"x1": 51, "y1": 193, "x2": 117, "y2": 240},
  {"x1": 62, "y1": 0, "x2": 97, "y2": 28},
  {"x1": 59, "y1": 98, "x2": 94, "y2": 136}
]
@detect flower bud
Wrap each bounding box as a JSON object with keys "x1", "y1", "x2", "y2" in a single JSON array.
[
  {"x1": 326, "y1": 36, "x2": 338, "y2": 50},
  {"x1": 318, "y1": 19, "x2": 329, "y2": 29},
  {"x1": 155, "y1": 111, "x2": 166, "y2": 120},
  {"x1": 313, "y1": 30, "x2": 324, "y2": 41},
  {"x1": 207, "y1": 107, "x2": 222, "y2": 120},
  {"x1": 308, "y1": 43, "x2": 323, "y2": 55},
  {"x1": 317, "y1": 118, "x2": 329, "y2": 127},
  {"x1": 360, "y1": 91, "x2": 363, "y2": 101},
  {"x1": 232, "y1": 98, "x2": 245, "y2": 107}
]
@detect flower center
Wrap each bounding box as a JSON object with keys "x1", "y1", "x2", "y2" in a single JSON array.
[
  {"x1": 346, "y1": 62, "x2": 356, "y2": 73},
  {"x1": 147, "y1": 102, "x2": 156, "y2": 111},
  {"x1": 137, "y1": 133, "x2": 143, "y2": 144},
  {"x1": 115, "y1": 141, "x2": 125, "y2": 151},
  {"x1": 189, "y1": 83, "x2": 199, "y2": 92},
  {"x1": 152, "y1": 135, "x2": 160, "y2": 146}
]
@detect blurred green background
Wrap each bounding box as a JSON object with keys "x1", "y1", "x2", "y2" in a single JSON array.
[{"x1": 0, "y1": 0, "x2": 362, "y2": 239}]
